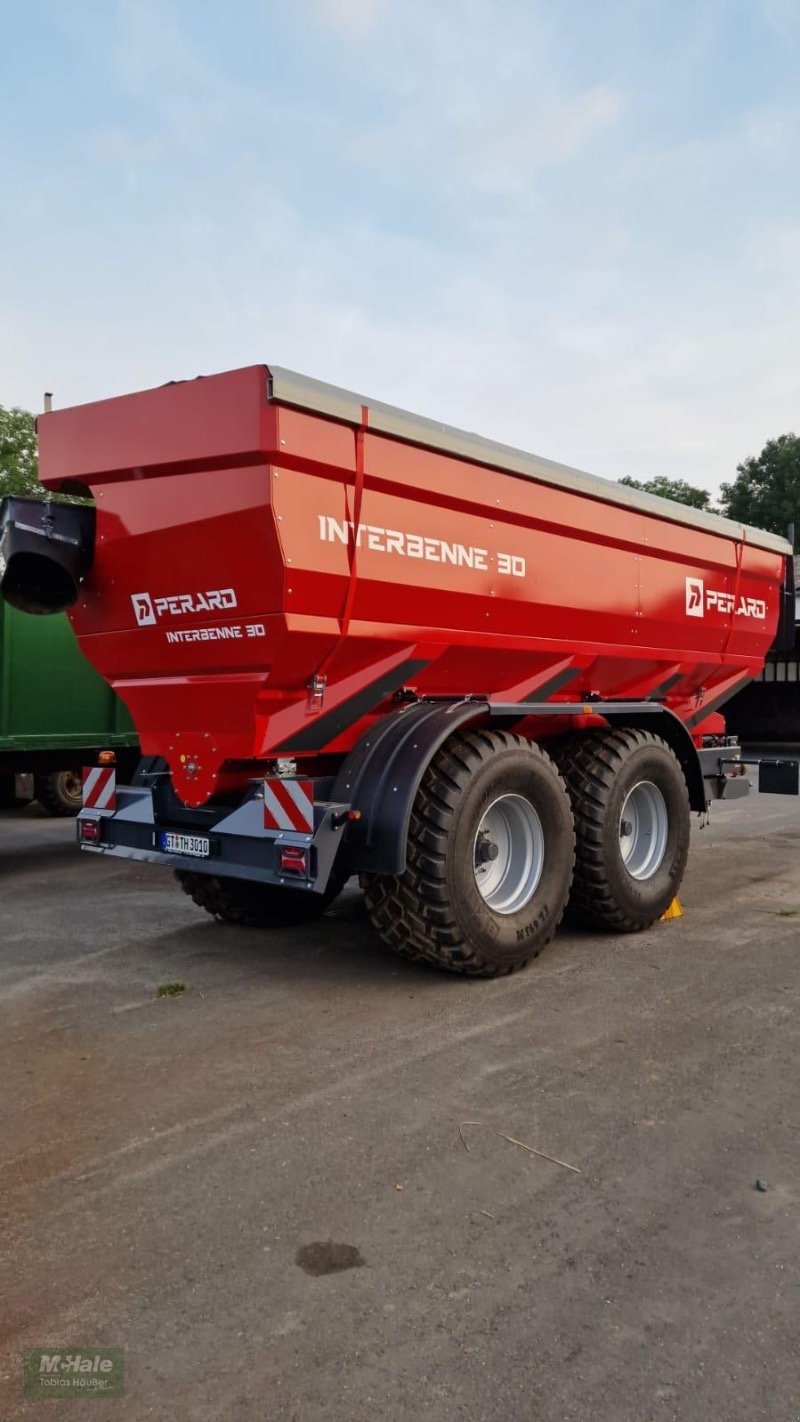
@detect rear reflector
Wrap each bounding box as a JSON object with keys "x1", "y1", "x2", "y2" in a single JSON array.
[
  {"x1": 264, "y1": 778, "x2": 314, "y2": 833},
  {"x1": 279, "y1": 845, "x2": 308, "y2": 875},
  {"x1": 83, "y1": 765, "x2": 116, "y2": 811},
  {"x1": 80, "y1": 818, "x2": 102, "y2": 843}
]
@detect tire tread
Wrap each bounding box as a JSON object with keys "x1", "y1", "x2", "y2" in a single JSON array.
[
  {"x1": 176, "y1": 871, "x2": 344, "y2": 928},
  {"x1": 363, "y1": 731, "x2": 574, "y2": 977},
  {"x1": 555, "y1": 728, "x2": 687, "y2": 931}
]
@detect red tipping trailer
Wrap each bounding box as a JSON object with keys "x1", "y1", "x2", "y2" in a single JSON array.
[{"x1": 1, "y1": 365, "x2": 796, "y2": 975}]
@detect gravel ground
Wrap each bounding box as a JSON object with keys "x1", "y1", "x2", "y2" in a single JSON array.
[{"x1": 1, "y1": 788, "x2": 799, "y2": 1420}]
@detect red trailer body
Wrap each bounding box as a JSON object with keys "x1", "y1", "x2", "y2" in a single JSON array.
[
  {"x1": 3, "y1": 364, "x2": 794, "y2": 977},
  {"x1": 33, "y1": 364, "x2": 788, "y2": 807}
]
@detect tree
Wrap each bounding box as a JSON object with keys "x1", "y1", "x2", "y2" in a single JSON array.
[
  {"x1": 719, "y1": 434, "x2": 800, "y2": 551},
  {"x1": 619, "y1": 474, "x2": 713, "y2": 511},
  {"x1": 0, "y1": 405, "x2": 39, "y2": 496}
]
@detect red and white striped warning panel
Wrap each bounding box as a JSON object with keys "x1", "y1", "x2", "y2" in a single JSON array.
[
  {"x1": 263, "y1": 779, "x2": 315, "y2": 833},
  {"x1": 82, "y1": 766, "x2": 117, "y2": 811}
]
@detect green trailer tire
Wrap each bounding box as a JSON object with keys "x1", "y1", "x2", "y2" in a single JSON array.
[
  {"x1": 0, "y1": 774, "x2": 18, "y2": 809},
  {"x1": 34, "y1": 770, "x2": 84, "y2": 817}
]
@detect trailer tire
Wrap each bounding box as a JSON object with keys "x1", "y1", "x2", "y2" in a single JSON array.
[
  {"x1": 556, "y1": 728, "x2": 690, "y2": 932},
  {"x1": 363, "y1": 731, "x2": 575, "y2": 977},
  {"x1": 34, "y1": 770, "x2": 84, "y2": 817},
  {"x1": 175, "y1": 871, "x2": 346, "y2": 929}
]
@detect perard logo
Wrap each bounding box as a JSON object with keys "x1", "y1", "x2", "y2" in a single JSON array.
[
  {"x1": 131, "y1": 588, "x2": 237, "y2": 626},
  {"x1": 131, "y1": 592, "x2": 156, "y2": 626},
  {"x1": 685, "y1": 577, "x2": 704, "y2": 617},
  {"x1": 684, "y1": 577, "x2": 766, "y2": 621}
]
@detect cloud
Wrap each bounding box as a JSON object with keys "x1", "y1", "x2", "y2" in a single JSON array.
[
  {"x1": 742, "y1": 103, "x2": 799, "y2": 162},
  {"x1": 108, "y1": 0, "x2": 247, "y2": 149},
  {"x1": 759, "y1": 0, "x2": 800, "y2": 38},
  {"x1": 89, "y1": 127, "x2": 163, "y2": 167},
  {"x1": 347, "y1": 8, "x2": 626, "y2": 199},
  {"x1": 470, "y1": 85, "x2": 625, "y2": 193},
  {"x1": 309, "y1": 0, "x2": 390, "y2": 36}
]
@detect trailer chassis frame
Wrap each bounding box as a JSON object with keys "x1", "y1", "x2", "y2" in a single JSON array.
[{"x1": 79, "y1": 694, "x2": 762, "y2": 894}]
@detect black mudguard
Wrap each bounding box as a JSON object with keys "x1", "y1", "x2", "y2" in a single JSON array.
[{"x1": 334, "y1": 699, "x2": 488, "y2": 875}]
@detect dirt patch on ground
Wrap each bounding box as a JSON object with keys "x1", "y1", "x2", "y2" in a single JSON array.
[{"x1": 295, "y1": 1241, "x2": 365, "y2": 1276}]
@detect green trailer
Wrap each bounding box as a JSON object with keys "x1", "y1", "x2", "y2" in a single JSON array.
[{"x1": 0, "y1": 602, "x2": 138, "y2": 814}]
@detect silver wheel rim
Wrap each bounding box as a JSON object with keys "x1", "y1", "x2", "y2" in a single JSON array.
[
  {"x1": 473, "y1": 793, "x2": 545, "y2": 914},
  {"x1": 619, "y1": 781, "x2": 669, "y2": 880}
]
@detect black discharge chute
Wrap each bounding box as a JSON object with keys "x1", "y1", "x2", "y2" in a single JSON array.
[{"x1": 0, "y1": 497, "x2": 95, "y2": 615}]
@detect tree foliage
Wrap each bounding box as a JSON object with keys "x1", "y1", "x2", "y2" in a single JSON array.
[
  {"x1": 0, "y1": 405, "x2": 39, "y2": 496},
  {"x1": 619, "y1": 474, "x2": 713, "y2": 511},
  {"x1": 719, "y1": 434, "x2": 800, "y2": 550}
]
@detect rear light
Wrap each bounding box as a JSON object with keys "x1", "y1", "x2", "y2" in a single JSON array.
[
  {"x1": 279, "y1": 845, "x2": 308, "y2": 876},
  {"x1": 98, "y1": 749, "x2": 116, "y2": 765},
  {"x1": 80, "y1": 818, "x2": 102, "y2": 843}
]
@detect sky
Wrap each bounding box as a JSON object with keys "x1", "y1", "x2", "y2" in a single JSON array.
[{"x1": 1, "y1": 0, "x2": 799, "y2": 494}]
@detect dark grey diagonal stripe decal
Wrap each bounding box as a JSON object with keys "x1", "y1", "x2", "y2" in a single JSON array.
[
  {"x1": 649, "y1": 672, "x2": 684, "y2": 700},
  {"x1": 686, "y1": 676, "x2": 750, "y2": 728},
  {"x1": 274, "y1": 658, "x2": 430, "y2": 753},
  {"x1": 515, "y1": 667, "x2": 579, "y2": 702}
]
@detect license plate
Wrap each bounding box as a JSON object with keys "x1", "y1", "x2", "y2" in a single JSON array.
[{"x1": 158, "y1": 831, "x2": 210, "y2": 858}]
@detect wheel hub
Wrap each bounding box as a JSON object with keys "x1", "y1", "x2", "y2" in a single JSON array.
[
  {"x1": 473, "y1": 794, "x2": 545, "y2": 914},
  {"x1": 618, "y1": 781, "x2": 669, "y2": 881}
]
